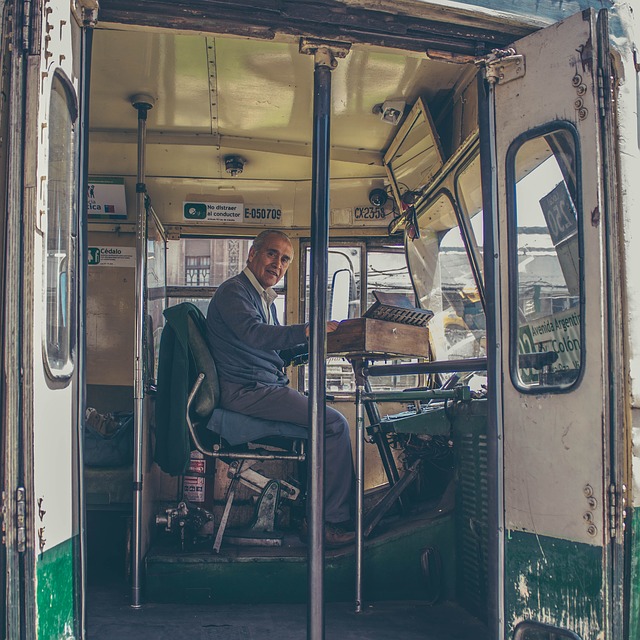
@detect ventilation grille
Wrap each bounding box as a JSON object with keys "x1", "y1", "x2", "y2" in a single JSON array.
[{"x1": 455, "y1": 430, "x2": 489, "y2": 620}]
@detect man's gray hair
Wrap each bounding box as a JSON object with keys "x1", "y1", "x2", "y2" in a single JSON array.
[{"x1": 251, "y1": 229, "x2": 292, "y2": 253}]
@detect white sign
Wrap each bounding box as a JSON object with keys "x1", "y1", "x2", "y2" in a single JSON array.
[
  {"x1": 183, "y1": 201, "x2": 243, "y2": 223},
  {"x1": 352, "y1": 205, "x2": 387, "y2": 224},
  {"x1": 88, "y1": 246, "x2": 136, "y2": 268},
  {"x1": 87, "y1": 177, "x2": 127, "y2": 219},
  {"x1": 519, "y1": 308, "x2": 581, "y2": 382}
]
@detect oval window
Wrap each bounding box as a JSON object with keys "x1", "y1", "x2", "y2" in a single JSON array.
[
  {"x1": 45, "y1": 72, "x2": 78, "y2": 377},
  {"x1": 507, "y1": 125, "x2": 583, "y2": 392}
]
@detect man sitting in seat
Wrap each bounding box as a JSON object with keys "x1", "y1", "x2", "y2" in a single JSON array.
[{"x1": 205, "y1": 230, "x2": 354, "y2": 547}]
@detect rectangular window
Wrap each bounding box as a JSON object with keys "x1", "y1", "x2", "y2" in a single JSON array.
[
  {"x1": 146, "y1": 209, "x2": 166, "y2": 382},
  {"x1": 407, "y1": 191, "x2": 486, "y2": 365},
  {"x1": 185, "y1": 255, "x2": 210, "y2": 286},
  {"x1": 507, "y1": 125, "x2": 583, "y2": 391},
  {"x1": 166, "y1": 237, "x2": 286, "y2": 320},
  {"x1": 303, "y1": 242, "x2": 421, "y2": 393}
]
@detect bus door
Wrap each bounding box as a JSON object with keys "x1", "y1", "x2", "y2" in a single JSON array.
[
  {"x1": 1, "y1": 0, "x2": 93, "y2": 637},
  {"x1": 482, "y1": 9, "x2": 618, "y2": 640}
]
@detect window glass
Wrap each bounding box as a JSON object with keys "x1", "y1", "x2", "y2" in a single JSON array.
[
  {"x1": 407, "y1": 193, "x2": 486, "y2": 363},
  {"x1": 304, "y1": 246, "x2": 362, "y2": 393},
  {"x1": 366, "y1": 249, "x2": 422, "y2": 390},
  {"x1": 366, "y1": 249, "x2": 414, "y2": 306},
  {"x1": 509, "y1": 128, "x2": 582, "y2": 390},
  {"x1": 455, "y1": 153, "x2": 485, "y2": 291},
  {"x1": 146, "y1": 208, "x2": 166, "y2": 382},
  {"x1": 303, "y1": 244, "x2": 420, "y2": 393},
  {"x1": 45, "y1": 74, "x2": 77, "y2": 376},
  {"x1": 166, "y1": 237, "x2": 286, "y2": 321}
]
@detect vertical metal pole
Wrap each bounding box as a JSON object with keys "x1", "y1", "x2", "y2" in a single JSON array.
[
  {"x1": 307, "y1": 56, "x2": 332, "y2": 640},
  {"x1": 3, "y1": 0, "x2": 27, "y2": 632},
  {"x1": 131, "y1": 94, "x2": 154, "y2": 609},
  {"x1": 76, "y1": 23, "x2": 94, "y2": 637},
  {"x1": 477, "y1": 70, "x2": 504, "y2": 639},
  {"x1": 355, "y1": 385, "x2": 365, "y2": 613}
]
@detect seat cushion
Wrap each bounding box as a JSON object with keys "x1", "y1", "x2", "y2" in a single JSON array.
[{"x1": 206, "y1": 407, "x2": 308, "y2": 446}]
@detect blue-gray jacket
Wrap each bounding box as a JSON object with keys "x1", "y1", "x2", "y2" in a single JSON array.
[{"x1": 206, "y1": 272, "x2": 307, "y2": 387}]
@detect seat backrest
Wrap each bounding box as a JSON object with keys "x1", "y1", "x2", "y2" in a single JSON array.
[{"x1": 185, "y1": 310, "x2": 220, "y2": 421}]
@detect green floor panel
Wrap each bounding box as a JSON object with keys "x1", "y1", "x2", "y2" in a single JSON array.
[{"x1": 145, "y1": 513, "x2": 455, "y2": 604}]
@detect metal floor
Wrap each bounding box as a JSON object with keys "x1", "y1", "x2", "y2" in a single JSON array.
[{"x1": 86, "y1": 583, "x2": 489, "y2": 640}]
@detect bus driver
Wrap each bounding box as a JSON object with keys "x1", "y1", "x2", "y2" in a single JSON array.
[{"x1": 205, "y1": 230, "x2": 355, "y2": 547}]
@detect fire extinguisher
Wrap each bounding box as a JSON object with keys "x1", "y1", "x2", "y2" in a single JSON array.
[
  {"x1": 182, "y1": 451, "x2": 215, "y2": 535},
  {"x1": 182, "y1": 451, "x2": 213, "y2": 509}
]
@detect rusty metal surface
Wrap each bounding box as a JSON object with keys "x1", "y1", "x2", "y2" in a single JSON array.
[{"x1": 98, "y1": 0, "x2": 529, "y2": 55}]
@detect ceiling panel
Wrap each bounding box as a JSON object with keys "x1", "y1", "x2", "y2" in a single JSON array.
[{"x1": 89, "y1": 22, "x2": 472, "y2": 218}]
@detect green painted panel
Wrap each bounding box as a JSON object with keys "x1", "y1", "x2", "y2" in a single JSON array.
[
  {"x1": 36, "y1": 536, "x2": 78, "y2": 639},
  {"x1": 145, "y1": 514, "x2": 456, "y2": 604},
  {"x1": 630, "y1": 507, "x2": 640, "y2": 640},
  {"x1": 505, "y1": 530, "x2": 603, "y2": 640}
]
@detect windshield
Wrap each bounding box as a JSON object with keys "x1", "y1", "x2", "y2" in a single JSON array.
[{"x1": 406, "y1": 191, "x2": 486, "y2": 364}]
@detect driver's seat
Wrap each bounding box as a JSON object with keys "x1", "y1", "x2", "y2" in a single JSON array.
[{"x1": 155, "y1": 302, "x2": 307, "y2": 551}]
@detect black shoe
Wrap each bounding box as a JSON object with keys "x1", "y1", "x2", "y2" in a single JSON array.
[{"x1": 299, "y1": 519, "x2": 355, "y2": 548}]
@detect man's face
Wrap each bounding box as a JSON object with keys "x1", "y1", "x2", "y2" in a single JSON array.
[{"x1": 247, "y1": 234, "x2": 293, "y2": 289}]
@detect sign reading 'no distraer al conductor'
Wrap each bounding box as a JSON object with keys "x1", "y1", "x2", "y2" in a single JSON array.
[{"x1": 183, "y1": 201, "x2": 244, "y2": 223}]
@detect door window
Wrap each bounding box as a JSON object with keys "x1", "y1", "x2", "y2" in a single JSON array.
[
  {"x1": 507, "y1": 125, "x2": 583, "y2": 391},
  {"x1": 45, "y1": 73, "x2": 78, "y2": 377}
]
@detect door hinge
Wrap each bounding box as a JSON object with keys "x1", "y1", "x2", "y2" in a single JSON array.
[
  {"x1": 608, "y1": 483, "x2": 627, "y2": 539},
  {"x1": 609, "y1": 483, "x2": 628, "y2": 540},
  {"x1": 1, "y1": 491, "x2": 6, "y2": 546},
  {"x1": 477, "y1": 48, "x2": 526, "y2": 85},
  {"x1": 597, "y1": 67, "x2": 607, "y2": 119},
  {"x1": 16, "y1": 487, "x2": 26, "y2": 552}
]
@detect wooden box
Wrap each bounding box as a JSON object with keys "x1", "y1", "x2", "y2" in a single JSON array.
[{"x1": 326, "y1": 318, "x2": 430, "y2": 359}]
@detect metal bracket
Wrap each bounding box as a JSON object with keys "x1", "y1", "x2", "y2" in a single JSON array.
[
  {"x1": 479, "y1": 48, "x2": 525, "y2": 85},
  {"x1": 248, "y1": 479, "x2": 280, "y2": 533},
  {"x1": 238, "y1": 466, "x2": 300, "y2": 502},
  {"x1": 299, "y1": 38, "x2": 351, "y2": 68}
]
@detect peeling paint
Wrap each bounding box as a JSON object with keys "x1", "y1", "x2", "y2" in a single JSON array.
[
  {"x1": 506, "y1": 530, "x2": 603, "y2": 640},
  {"x1": 518, "y1": 573, "x2": 530, "y2": 598}
]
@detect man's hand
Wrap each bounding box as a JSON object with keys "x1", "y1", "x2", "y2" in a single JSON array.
[
  {"x1": 326, "y1": 320, "x2": 340, "y2": 333},
  {"x1": 304, "y1": 320, "x2": 340, "y2": 338}
]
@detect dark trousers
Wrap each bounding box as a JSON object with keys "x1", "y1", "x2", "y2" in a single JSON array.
[{"x1": 219, "y1": 381, "x2": 353, "y2": 523}]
